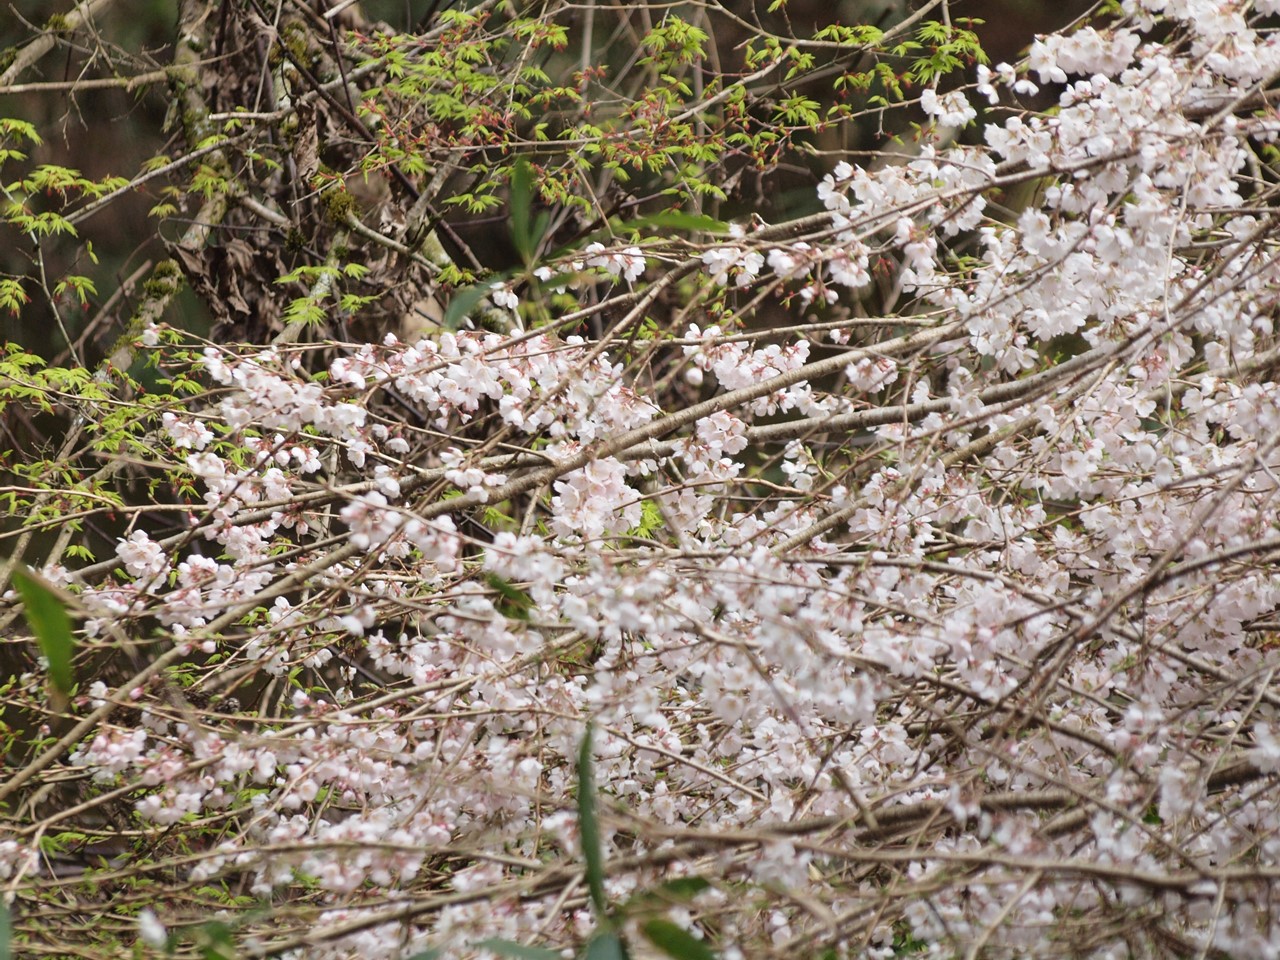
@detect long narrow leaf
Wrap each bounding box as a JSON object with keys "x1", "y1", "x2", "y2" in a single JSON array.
[
  {"x1": 641, "y1": 920, "x2": 717, "y2": 960},
  {"x1": 614, "y1": 212, "x2": 729, "y2": 236},
  {"x1": 509, "y1": 157, "x2": 535, "y2": 264},
  {"x1": 443, "y1": 283, "x2": 495, "y2": 330},
  {"x1": 13, "y1": 566, "x2": 75, "y2": 705},
  {"x1": 577, "y1": 721, "x2": 609, "y2": 919},
  {"x1": 624, "y1": 876, "x2": 711, "y2": 909},
  {"x1": 583, "y1": 931, "x2": 627, "y2": 960}
]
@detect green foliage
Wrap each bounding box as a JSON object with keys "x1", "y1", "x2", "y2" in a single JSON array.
[
  {"x1": 275, "y1": 263, "x2": 371, "y2": 326},
  {"x1": 54, "y1": 274, "x2": 97, "y2": 306},
  {"x1": 0, "y1": 278, "x2": 29, "y2": 315},
  {"x1": 8, "y1": 163, "x2": 127, "y2": 199},
  {"x1": 583, "y1": 932, "x2": 628, "y2": 960},
  {"x1": 509, "y1": 156, "x2": 550, "y2": 266},
  {"x1": 190, "y1": 162, "x2": 228, "y2": 200},
  {"x1": 485, "y1": 573, "x2": 535, "y2": 621},
  {"x1": 190, "y1": 919, "x2": 239, "y2": 960},
  {"x1": 4, "y1": 206, "x2": 78, "y2": 240},
  {"x1": 13, "y1": 566, "x2": 76, "y2": 708},
  {"x1": 908, "y1": 21, "x2": 989, "y2": 84},
  {"x1": 0, "y1": 116, "x2": 41, "y2": 147},
  {"x1": 814, "y1": 24, "x2": 885, "y2": 46},
  {"x1": 640, "y1": 16, "x2": 710, "y2": 69},
  {"x1": 0, "y1": 130, "x2": 130, "y2": 333},
  {"x1": 629, "y1": 499, "x2": 665, "y2": 539},
  {"x1": 775, "y1": 94, "x2": 822, "y2": 128},
  {"x1": 0, "y1": 345, "x2": 103, "y2": 412},
  {"x1": 892, "y1": 922, "x2": 929, "y2": 955},
  {"x1": 444, "y1": 181, "x2": 503, "y2": 215},
  {"x1": 577, "y1": 722, "x2": 610, "y2": 921},
  {"x1": 443, "y1": 281, "x2": 494, "y2": 330},
  {"x1": 616, "y1": 211, "x2": 729, "y2": 239},
  {"x1": 640, "y1": 920, "x2": 717, "y2": 960}
]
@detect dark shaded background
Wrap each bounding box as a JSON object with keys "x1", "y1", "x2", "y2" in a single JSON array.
[{"x1": 0, "y1": 0, "x2": 1087, "y2": 361}]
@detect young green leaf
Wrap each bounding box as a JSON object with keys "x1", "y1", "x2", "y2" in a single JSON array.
[
  {"x1": 577, "y1": 722, "x2": 609, "y2": 919},
  {"x1": 444, "y1": 283, "x2": 495, "y2": 330},
  {"x1": 485, "y1": 573, "x2": 535, "y2": 621},
  {"x1": 640, "y1": 920, "x2": 717, "y2": 960},
  {"x1": 13, "y1": 566, "x2": 75, "y2": 707},
  {"x1": 612, "y1": 212, "x2": 729, "y2": 237},
  {"x1": 509, "y1": 157, "x2": 548, "y2": 265},
  {"x1": 653, "y1": 877, "x2": 710, "y2": 899},
  {"x1": 624, "y1": 876, "x2": 711, "y2": 909},
  {"x1": 583, "y1": 931, "x2": 628, "y2": 960}
]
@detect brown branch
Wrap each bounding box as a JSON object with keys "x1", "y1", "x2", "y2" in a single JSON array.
[
  {"x1": 0, "y1": 67, "x2": 171, "y2": 94},
  {"x1": 0, "y1": 0, "x2": 119, "y2": 88}
]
